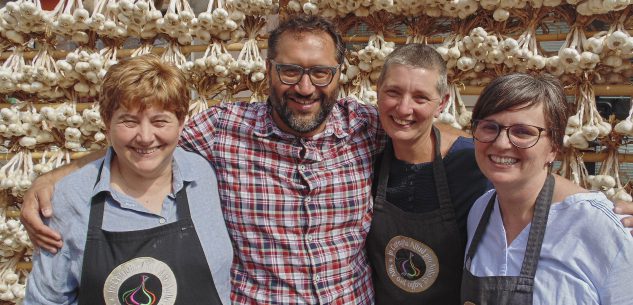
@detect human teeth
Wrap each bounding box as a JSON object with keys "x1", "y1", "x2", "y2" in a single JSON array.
[
  {"x1": 292, "y1": 98, "x2": 316, "y2": 105},
  {"x1": 393, "y1": 117, "x2": 413, "y2": 125},
  {"x1": 490, "y1": 155, "x2": 517, "y2": 165},
  {"x1": 135, "y1": 147, "x2": 158, "y2": 154}
]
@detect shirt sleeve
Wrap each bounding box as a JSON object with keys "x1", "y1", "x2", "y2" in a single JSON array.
[
  {"x1": 598, "y1": 240, "x2": 633, "y2": 305},
  {"x1": 179, "y1": 106, "x2": 222, "y2": 160},
  {"x1": 24, "y1": 192, "x2": 80, "y2": 304}
]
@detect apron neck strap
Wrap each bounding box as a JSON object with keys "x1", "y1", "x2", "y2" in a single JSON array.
[
  {"x1": 376, "y1": 126, "x2": 456, "y2": 219},
  {"x1": 519, "y1": 174, "x2": 554, "y2": 277},
  {"x1": 430, "y1": 126, "x2": 455, "y2": 220},
  {"x1": 465, "y1": 174, "x2": 555, "y2": 279}
]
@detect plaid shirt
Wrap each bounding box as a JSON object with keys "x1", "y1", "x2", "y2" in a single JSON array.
[{"x1": 180, "y1": 97, "x2": 386, "y2": 304}]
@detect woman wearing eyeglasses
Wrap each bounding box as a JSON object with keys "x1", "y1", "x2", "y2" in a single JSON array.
[{"x1": 462, "y1": 73, "x2": 633, "y2": 304}]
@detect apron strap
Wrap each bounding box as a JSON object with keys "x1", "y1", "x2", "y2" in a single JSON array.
[
  {"x1": 375, "y1": 138, "x2": 393, "y2": 202},
  {"x1": 431, "y1": 126, "x2": 456, "y2": 222},
  {"x1": 88, "y1": 161, "x2": 107, "y2": 229},
  {"x1": 464, "y1": 174, "x2": 555, "y2": 277},
  {"x1": 464, "y1": 191, "x2": 496, "y2": 268},
  {"x1": 519, "y1": 174, "x2": 554, "y2": 278},
  {"x1": 376, "y1": 126, "x2": 455, "y2": 222}
]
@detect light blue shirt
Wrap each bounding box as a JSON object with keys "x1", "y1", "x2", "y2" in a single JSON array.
[
  {"x1": 466, "y1": 190, "x2": 633, "y2": 305},
  {"x1": 24, "y1": 147, "x2": 233, "y2": 305}
]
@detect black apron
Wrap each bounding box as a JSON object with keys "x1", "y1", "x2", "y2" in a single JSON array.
[
  {"x1": 77, "y1": 162, "x2": 223, "y2": 305},
  {"x1": 367, "y1": 126, "x2": 465, "y2": 305},
  {"x1": 461, "y1": 174, "x2": 554, "y2": 305}
]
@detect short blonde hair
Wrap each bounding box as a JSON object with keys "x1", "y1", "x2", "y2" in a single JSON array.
[{"x1": 99, "y1": 54, "x2": 189, "y2": 126}]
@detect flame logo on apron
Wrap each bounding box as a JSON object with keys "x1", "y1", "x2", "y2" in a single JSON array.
[
  {"x1": 397, "y1": 252, "x2": 422, "y2": 279},
  {"x1": 122, "y1": 275, "x2": 157, "y2": 305}
]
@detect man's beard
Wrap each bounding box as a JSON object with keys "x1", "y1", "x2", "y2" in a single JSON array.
[{"x1": 269, "y1": 86, "x2": 338, "y2": 134}]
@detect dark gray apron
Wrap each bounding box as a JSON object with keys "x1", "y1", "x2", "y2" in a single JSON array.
[
  {"x1": 368, "y1": 126, "x2": 464, "y2": 305},
  {"x1": 78, "y1": 161, "x2": 223, "y2": 305},
  {"x1": 461, "y1": 174, "x2": 554, "y2": 305}
]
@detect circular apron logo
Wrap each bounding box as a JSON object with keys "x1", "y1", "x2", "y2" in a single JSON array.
[
  {"x1": 385, "y1": 236, "x2": 439, "y2": 293},
  {"x1": 103, "y1": 257, "x2": 177, "y2": 305}
]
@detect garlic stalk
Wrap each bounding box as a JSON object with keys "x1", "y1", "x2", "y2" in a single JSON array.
[
  {"x1": 234, "y1": 16, "x2": 266, "y2": 85},
  {"x1": 556, "y1": 148, "x2": 590, "y2": 187},
  {"x1": 557, "y1": 17, "x2": 603, "y2": 75},
  {"x1": 160, "y1": 41, "x2": 188, "y2": 69},
  {"x1": 0, "y1": 47, "x2": 26, "y2": 95},
  {"x1": 588, "y1": 142, "x2": 632, "y2": 202},
  {"x1": 563, "y1": 80, "x2": 612, "y2": 150},
  {"x1": 354, "y1": 33, "x2": 395, "y2": 82},
  {"x1": 510, "y1": 7, "x2": 554, "y2": 73},
  {"x1": 27, "y1": 42, "x2": 64, "y2": 99},
  {"x1": 350, "y1": 75, "x2": 377, "y2": 105},
  {"x1": 0, "y1": 150, "x2": 35, "y2": 197}
]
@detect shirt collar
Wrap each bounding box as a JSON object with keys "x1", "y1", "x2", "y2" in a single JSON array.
[
  {"x1": 252, "y1": 99, "x2": 350, "y2": 140},
  {"x1": 91, "y1": 147, "x2": 193, "y2": 197}
]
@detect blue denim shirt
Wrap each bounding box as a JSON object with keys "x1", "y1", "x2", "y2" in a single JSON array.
[{"x1": 24, "y1": 147, "x2": 233, "y2": 305}]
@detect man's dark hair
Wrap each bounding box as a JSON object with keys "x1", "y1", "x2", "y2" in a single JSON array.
[{"x1": 267, "y1": 15, "x2": 345, "y2": 64}]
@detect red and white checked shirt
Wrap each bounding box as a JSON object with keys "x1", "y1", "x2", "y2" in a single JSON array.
[{"x1": 179, "y1": 97, "x2": 386, "y2": 304}]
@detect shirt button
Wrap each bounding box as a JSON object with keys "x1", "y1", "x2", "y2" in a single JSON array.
[
  {"x1": 314, "y1": 274, "x2": 320, "y2": 281},
  {"x1": 307, "y1": 235, "x2": 313, "y2": 242},
  {"x1": 305, "y1": 197, "x2": 311, "y2": 203},
  {"x1": 159, "y1": 218, "x2": 166, "y2": 224},
  {"x1": 299, "y1": 165, "x2": 306, "y2": 170}
]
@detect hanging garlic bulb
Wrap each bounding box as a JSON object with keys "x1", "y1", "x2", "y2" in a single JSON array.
[
  {"x1": 0, "y1": 194, "x2": 31, "y2": 303},
  {"x1": 114, "y1": 0, "x2": 162, "y2": 40},
  {"x1": 56, "y1": 48, "x2": 110, "y2": 98},
  {"x1": 563, "y1": 81, "x2": 611, "y2": 150},
  {"x1": 354, "y1": 33, "x2": 395, "y2": 82},
  {"x1": 234, "y1": 16, "x2": 266, "y2": 85},
  {"x1": 0, "y1": 0, "x2": 51, "y2": 41},
  {"x1": 49, "y1": 0, "x2": 91, "y2": 44},
  {"x1": 155, "y1": 0, "x2": 195, "y2": 45},
  {"x1": 191, "y1": 0, "x2": 246, "y2": 43}
]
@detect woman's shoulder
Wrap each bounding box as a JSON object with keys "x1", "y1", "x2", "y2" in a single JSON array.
[
  {"x1": 468, "y1": 190, "x2": 496, "y2": 221},
  {"x1": 173, "y1": 148, "x2": 218, "y2": 186},
  {"x1": 54, "y1": 157, "x2": 103, "y2": 200},
  {"x1": 552, "y1": 186, "x2": 631, "y2": 240}
]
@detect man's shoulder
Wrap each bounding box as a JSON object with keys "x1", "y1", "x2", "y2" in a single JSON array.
[
  {"x1": 336, "y1": 97, "x2": 378, "y2": 117},
  {"x1": 332, "y1": 97, "x2": 380, "y2": 130}
]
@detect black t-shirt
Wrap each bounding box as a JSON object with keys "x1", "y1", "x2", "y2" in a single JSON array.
[{"x1": 372, "y1": 137, "x2": 490, "y2": 241}]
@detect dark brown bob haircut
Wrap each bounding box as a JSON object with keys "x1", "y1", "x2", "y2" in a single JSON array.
[
  {"x1": 471, "y1": 73, "x2": 570, "y2": 152},
  {"x1": 99, "y1": 54, "x2": 189, "y2": 126},
  {"x1": 267, "y1": 15, "x2": 345, "y2": 64}
]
